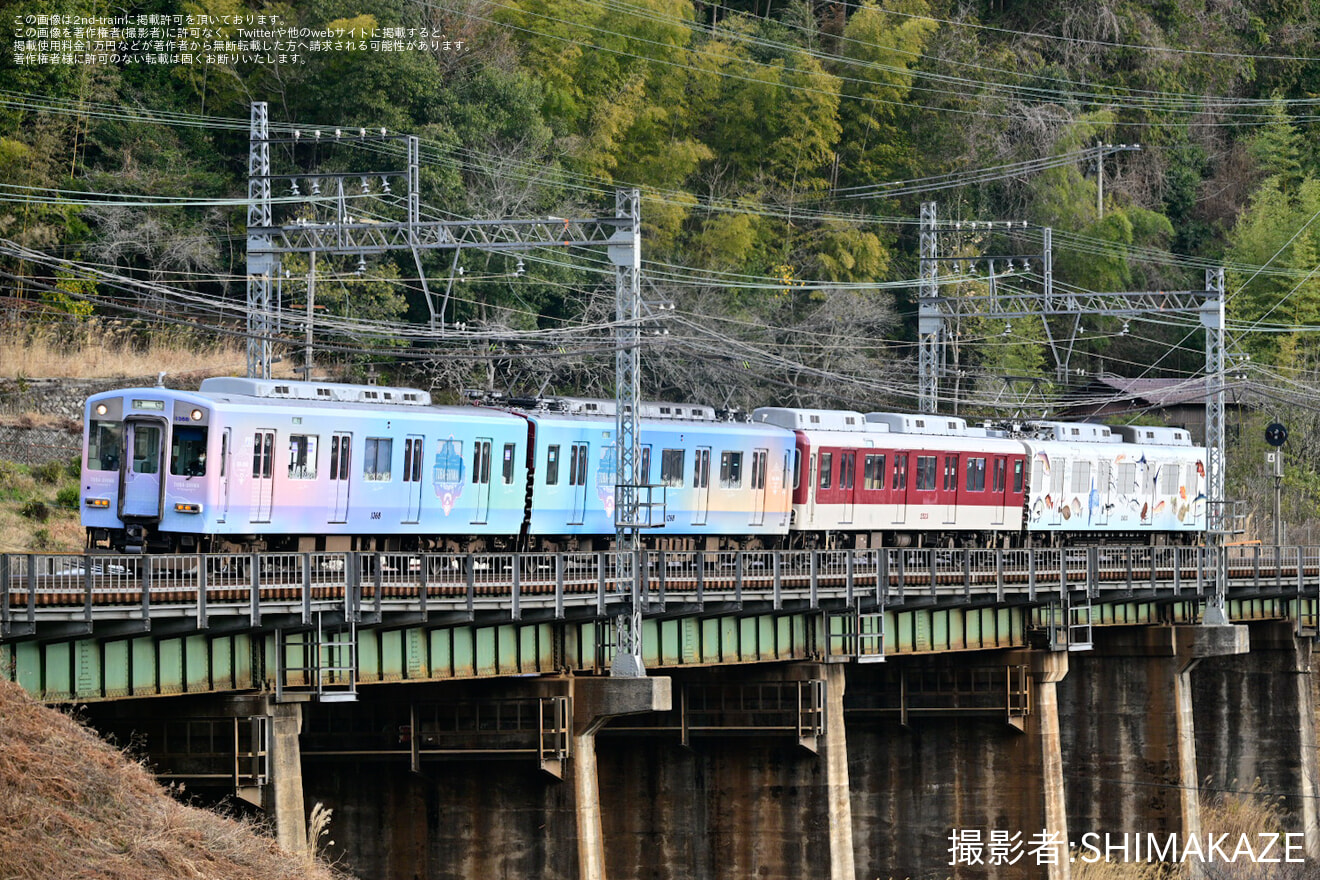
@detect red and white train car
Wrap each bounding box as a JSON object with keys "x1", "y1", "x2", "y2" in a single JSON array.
[{"x1": 752, "y1": 408, "x2": 1027, "y2": 547}]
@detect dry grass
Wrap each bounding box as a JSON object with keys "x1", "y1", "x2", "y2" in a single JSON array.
[
  {"x1": 0, "y1": 320, "x2": 299, "y2": 380},
  {"x1": 0, "y1": 679, "x2": 349, "y2": 880},
  {"x1": 1071, "y1": 781, "x2": 1314, "y2": 879}
]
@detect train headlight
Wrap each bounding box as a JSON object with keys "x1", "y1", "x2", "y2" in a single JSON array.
[
  {"x1": 95, "y1": 404, "x2": 108, "y2": 416},
  {"x1": 174, "y1": 503, "x2": 202, "y2": 514},
  {"x1": 85, "y1": 498, "x2": 110, "y2": 508},
  {"x1": 190, "y1": 408, "x2": 204, "y2": 421}
]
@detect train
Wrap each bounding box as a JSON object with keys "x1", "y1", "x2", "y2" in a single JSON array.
[{"x1": 80, "y1": 377, "x2": 1207, "y2": 554}]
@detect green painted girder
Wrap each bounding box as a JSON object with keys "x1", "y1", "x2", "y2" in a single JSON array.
[{"x1": 2, "y1": 633, "x2": 258, "y2": 703}]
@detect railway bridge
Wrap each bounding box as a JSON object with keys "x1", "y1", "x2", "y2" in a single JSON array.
[{"x1": 4, "y1": 544, "x2": 1319, "y2": 879}]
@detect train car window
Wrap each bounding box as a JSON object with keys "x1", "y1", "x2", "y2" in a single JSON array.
[
  {"x1": 1097, "y1": 460, "x2": 1111, "y2": 495},
  {"x1": 220, "y1": 432, "x2": 229, "y2": 478},
  {"x1": 403, "y1": 439, "x2": 413, "y2": 482},
  {"x1": 863, "y1": 454, "x2": 885, "y2": 490},
  {"x1": 287, "y1": 434, "x2": 318, "y2": 480},
  {"x1": 1013, "y1": 460, "x2": 1024, "y2": 493},
  {"x1": 1071, "y1": 461, "x2": 1091, "y2": 494},
  {"x1": 819, "y1": 452, "x2": 833, "y2": 490},
  {"x1": 695, "y1": 449, "x2": 710, "y2": 489},
  {"x1": 1184, "y1": 462, "x2": 1196, "y2": 491},
  {"x1": 792, "y1": 449, "x2": 801, "y2": 490},
  {"x1": 88, "y1": 421, "x2": 123, "y2": 471},
  {"x1": 964, "y1": 457, "x2": 986, "y2": 491},
  {"x1": 661, "y1": 449, "x2": 685, "y2": 487},
  {"x1": 720, "y1": 451, "x2": 743, "y2": 488},
  {"x1": 1159, "y1": 464, "x2": 1178, "y2": 494},
  {"x1": 1050, "y1": 463, "x2": 1065, "y2": 496},
  {"x1": 568, "y1": 444, "x2": 579, "y2": 486},
  {"x1": 993, "y1": 459, "x2": 1006, "y2": 493},
  {"x1": 546, "y1": 445, "x2": 560, "y2": 485},
  {"x1": 412, "y1": 439, "x2": 424, "y2": 483},
  {"x1": 252, "y1": 432, "x2": 274, "y2": 478},
  {"x1": 640, "y1": 446, "x2": 651, "y2": 484},
  {"x1": 840, "y1": 453, "x2": 855, "y2": 490},
  {"x1": 364, "y1": 438, "x2": 393, "y2": 481},
  {"x1": 128, "y1": 425, "x2": 161, "y2": 474},
  {"x1": 916, "y1": 455, "x2": 937, "y2": 491},
  {"x1": 1118, "y1": 462, "x2": 1137, "y2": 494},
  {"x1": 502, "y1": 443, "x2": 515, "y2": 484},
  {"x1": 893, "y1": 454, "x2": 907, "y2": 490},
  {"x1": 944, "y1": 455, "x2": 958, "y2": 491},
  {"x1": 474, "y1": 440, "x2": 492, "y2": 484},
  {"x1": 402, "y1": 438, "x2": 424, "y2": 483},
  {"x1": 170, "y1": 426, "x2": 209, "y2": 476},
  {"x1": 338, "y1": 436, "x2": 351, "y2": 480},
  {"x1": 782, "y1": 452, "x2": 791, "y2": 489},
  {"x1": 575, "y1": 445, "x2": 588, "y2": 485}
]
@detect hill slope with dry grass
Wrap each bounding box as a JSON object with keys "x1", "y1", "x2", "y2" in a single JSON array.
[{"x1": 0, "y1": 680, "x2": 342, "y2": 880}]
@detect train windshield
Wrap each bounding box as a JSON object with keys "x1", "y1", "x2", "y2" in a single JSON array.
[
  {"x1": 170, "y1": 426, "x2": 209, "y2": 476},
  {"x1": 88, "y1": 421, "x2": 122, "y2": 471}
]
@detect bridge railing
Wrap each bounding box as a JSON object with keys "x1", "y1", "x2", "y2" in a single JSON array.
[{"x1": 4, "y1": 544, "x2": 1318, "y2": 634}]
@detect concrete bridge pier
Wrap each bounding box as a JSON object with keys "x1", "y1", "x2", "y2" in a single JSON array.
[
  {"x1": 846, "y1": 649, "x2": 1072, "y2": 880},
  {"x1": 1191, "y1": 621, "x2": 1320, "y2": 858},
  {"x1": 1060, "y1": 625, "x2": 1248, "y2": 848},
  {"x1": 227, "y1": 694, "x2": 309, "y2": 856},
  {"x1": 572, "y1": 675, "x2": 672, "y2": 880}
]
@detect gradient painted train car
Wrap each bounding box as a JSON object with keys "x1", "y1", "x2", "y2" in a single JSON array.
[
  {"x1": 517, "y1": 398, "x2": 794, "y2": 550},
  {"x1": 82, "y1": 378, "x2": 529, "y2": 553}
]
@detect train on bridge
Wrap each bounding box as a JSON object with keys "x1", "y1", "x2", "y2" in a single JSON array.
[{"x1": 80, "y1": 378, "x2": 1207, "y2": 555}]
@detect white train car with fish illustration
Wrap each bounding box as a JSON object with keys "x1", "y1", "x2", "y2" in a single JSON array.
[{"x1": 1021, "y1": 422, "x2": 1205, "y2": 543}]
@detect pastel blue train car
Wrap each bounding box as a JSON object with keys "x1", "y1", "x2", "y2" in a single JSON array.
[
  {"x1": 82, "y1": 378, "x2": 529, "y2": 553},
  {"x1": 517, "y1": 398, "x2": 795, "y2": 550}
]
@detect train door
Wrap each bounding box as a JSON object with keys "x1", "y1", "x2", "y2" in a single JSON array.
[
  {"x1": 840, "y1": 451, "x2": 856, "y2": 524},
  {"x1": 217, "y1": 428, "x2": 232, "y2": 524},
  {"x1": 1095, "y1": 460, "x2": 1111, "y2": 526},
  {"x1": 805, "y1": 452, "x2": 817, "y2": 527},
  {"x1": 568, "y1": 442, "x2": 589, "y2": 525},
  {"x1": 991, "y1": 456, "x2": 1007, "y2": 526},
  {"x1": 943, "y1": 454, "x2": 959, "y2": 525},
  {"x1": 121, "y1": 418, "x2": 166, "y2": 520},
  {"x1": 472, "y1": 438, "x2": 492, "y2": 525},
  {"x1": 402, "y1": 435, "x2": 423, "y2": 524},
  {"x1": 891, "y1": 453, "x2": 908, "y2": 525},
  {"x1": 692, "y1": 447, "x2": 711, "y2": 526},
  {"x1": 1049, "y1": 457, "x2": 1066, "y2": 526},
  {"x1": 251, "y1": 429, "x2": 275, "y2": 524},
  {"x1": 329, "y1": 433, "x2": 351, "y2": 523},
  {"x1": 750, "y1": 448, "x2": 768, "y2": 526}
]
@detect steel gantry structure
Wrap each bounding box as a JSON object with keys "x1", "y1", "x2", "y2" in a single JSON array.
[
  {"x1": 916, "y1": 202, "x2": 1232, "y2": 623},
  {"x1": 245, "y1": 103, "x2": 649, "y2": 674}
]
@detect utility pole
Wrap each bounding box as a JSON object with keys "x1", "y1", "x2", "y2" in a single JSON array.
[{"x1": 1093, "y1": 142, "x2": 1142, "y2": 219}]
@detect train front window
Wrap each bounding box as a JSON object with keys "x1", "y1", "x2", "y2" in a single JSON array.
[
  {"x1": 88, "y1": 421, "x2": 122, "y2": 471},
  {"x1": 132, "y1": 425, "x2": 162, "y2": 474},
  {"x1": 170, "y1": 426, "x2": 209, "y2": 476}
]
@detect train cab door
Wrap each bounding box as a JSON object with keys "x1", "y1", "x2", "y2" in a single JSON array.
[
  {"x1": 568, "y1": 442, "x2": 589, "y2": 525},
  {"x1": 891, "y1": 453, "x2": 908, "y2": 525},
  {"x1": 472, "y1": 438, "x2": 492, "y2": 525},
  {"x1": 216, "y1": 428, "x2": 232, "y2": 524},
  {"x1": 840, "y1": 451, "x2": 856, "y2": 525},
  {"x1": 750, "y1": 448, "x2": 768, "y2": 526},
  {"x1": 402, "y1": 435, "x2": 424, "y2": 524},
  {"x1": 329, "y1": 433, "x2": 351, "y2": 524},
  {"x1": 120, "y1": 417, "x2": 166, "y2": 520},
  {"x1": 692, "y1": 447, "x2": 711, "y2": 526},
  {"x1": 251, "y1": 430, "x2": 275, "y2": 524}
]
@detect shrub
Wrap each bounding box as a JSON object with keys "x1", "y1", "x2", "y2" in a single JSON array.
[
  {"x1": 18, "y1": 500, "x2": 49, "y2": 522},
  {"x1": 55, "y1": 486, "x2": 80, "y2": 509},
  {"x1": 33, "y1": 461, "x2": 64, "y2": 485}
]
